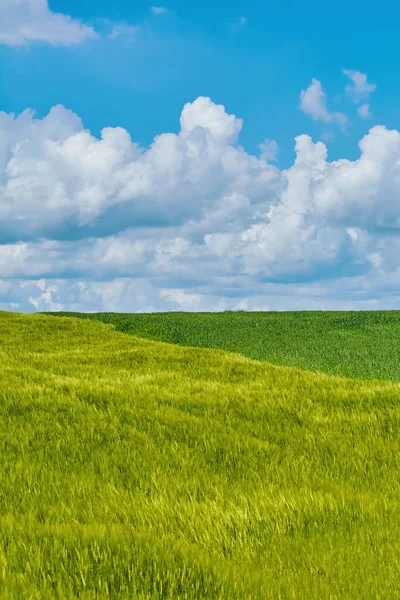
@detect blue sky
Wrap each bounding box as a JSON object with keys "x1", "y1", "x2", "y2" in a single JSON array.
[
  {"x1": 1, "y1": 0, "x2": 400, "y2": 311},
  {"x1": 2, "y1": 0, "x2": 397, "y2": 165}
]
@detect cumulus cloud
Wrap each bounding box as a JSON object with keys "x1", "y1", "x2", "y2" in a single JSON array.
[
  {"x1": 2, "y1": 97, "x2": 400, "y2": 311},
  {"x1": 0, "y1": 0, "x2": 96, "y2": 46},
  {"x1": 0, "y1": 97, "x2": 279, "y2": 242},
  {"x1": 205, "y1": 127, "x2": 400, "y2": 281},
  {"x1": 300, "y1": 79, "x2": 347, "y2": 127}
]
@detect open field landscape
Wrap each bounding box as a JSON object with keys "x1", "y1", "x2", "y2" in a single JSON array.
[
  {"x1": 3, "y1": 0, "x2": 400, "y2": 597},
  {"x1": 1, "y1": 310, "x2": 400, "y2": 598}
]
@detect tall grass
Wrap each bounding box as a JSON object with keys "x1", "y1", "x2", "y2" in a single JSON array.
[
  {"x1": 49, "y1": 310, "x2": 400, "y2": 380},
  {"x1": 1, "y1": 312, "x2": 400, "y2": 598}
]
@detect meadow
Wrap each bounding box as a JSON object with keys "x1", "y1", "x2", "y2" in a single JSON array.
[
  {"x1": 51, "y1": 310, "x2": 400, "y2": 380},
  {"x1": 1, "y1": 311, "x2": 400, "y2": 598}
]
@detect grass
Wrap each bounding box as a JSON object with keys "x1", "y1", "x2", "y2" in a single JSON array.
[
  {"x1": 49, "y1": 310, "x2": 400, "y2": 381},
  {"x1": 1, "y1": 311, "x2": 400, "y2": 598}
]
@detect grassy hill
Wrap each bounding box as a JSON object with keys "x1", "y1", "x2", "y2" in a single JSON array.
[
  {"x1": 49, "y1": 310, "x2": 400, "y2": 380},
  {"x1": 2, "y1": 311, "x2": 400, "y2": 598}
]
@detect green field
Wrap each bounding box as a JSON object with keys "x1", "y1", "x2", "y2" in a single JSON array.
[
  {"x1": 50, "y1": 310, "x2": 400, "y2": 380},
  {"x1": 2, "y1": 311, "x2": 400, "y2": 598}
]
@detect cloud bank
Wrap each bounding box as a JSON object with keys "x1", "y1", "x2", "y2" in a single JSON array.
[{"x1": 1, "y1": 97, "x2": 400, "y2": 312}]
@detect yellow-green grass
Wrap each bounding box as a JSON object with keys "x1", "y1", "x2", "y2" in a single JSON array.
[
  {"x1": 1, "y1": 312, "x2": 400, "y2": 598},
  {"x1": 49, "y1": 310, "x2": 400, "y2": 381}
]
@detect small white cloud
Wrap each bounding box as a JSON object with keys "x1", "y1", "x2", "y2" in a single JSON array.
[
  {"x1": 300, "y1": 79, "x2": 347, "y2": 128},
  {"x1": 357, "y1": 103, "x2": 371, "y2": 119},
  {"x1": 107, "y1": 24, "x2": 138, "y2": 40},
  {"x1": 239, "y1": 16, "x2": 247, "y2": 26},
  {"x1": 259, "y1": 139, "x2": 278, "y2": 162},
  {"x1": 343, "y1": 69, "x2": 376, "y2": 103},
  {"x1": 151, "y1": 6, "x2": 168, "y2": 14},
  {"x1": 0, "y1": 0, "x2": 96, "y2": 46}
]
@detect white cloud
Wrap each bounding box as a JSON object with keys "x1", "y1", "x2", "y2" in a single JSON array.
[
  {"x1": 357, "y1": 103, "x2": 371, "y2": 119},
  {"x1": 344, "y1": 70, "x2": 376, "y2": 119},
  {"x1": 2, "y1": 97, "x2": 400, "y2": 311},
  {"x1": 151, "y1": 6, "x2": 168, "y2": 15},
  {"x1": 0, "y1": 0, "x2": 96, "y2": 46},
  {"x1": 343, "y1": 69, "x2": 376, "y2": 103},
  {"x1": 300, "y1": 79, "x2": 347, "y2": 128},
  {"x1": 0, "y1": 97, "x2": 275, "y2": 243},
  {"x1": 180, "y1": 96, "x2": 243, "y2": 145}
]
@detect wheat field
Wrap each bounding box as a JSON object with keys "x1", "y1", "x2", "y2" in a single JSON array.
[{"x1": 1, "y1": 311, "x2": 400, "y2": 598}]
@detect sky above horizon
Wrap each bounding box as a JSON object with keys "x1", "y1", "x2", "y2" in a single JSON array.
[{"x1": 1, "y1": 0, "x2": 400, "y2": 312}]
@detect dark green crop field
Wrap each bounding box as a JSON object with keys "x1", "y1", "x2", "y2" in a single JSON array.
[
  {"x1": 1, "y1": 311, "x2": 400, "y2": 598},
  {"x1": 50, "y1": 310, "x2": 400, "y2": 380}
]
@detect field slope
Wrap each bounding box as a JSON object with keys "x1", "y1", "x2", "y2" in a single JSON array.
[
  {"x1": 49, "y1": 310, "x2": 400, "y2": 381},
  {"x1": 1, "y1": 312, "x2": 400, "y2": 598}
]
